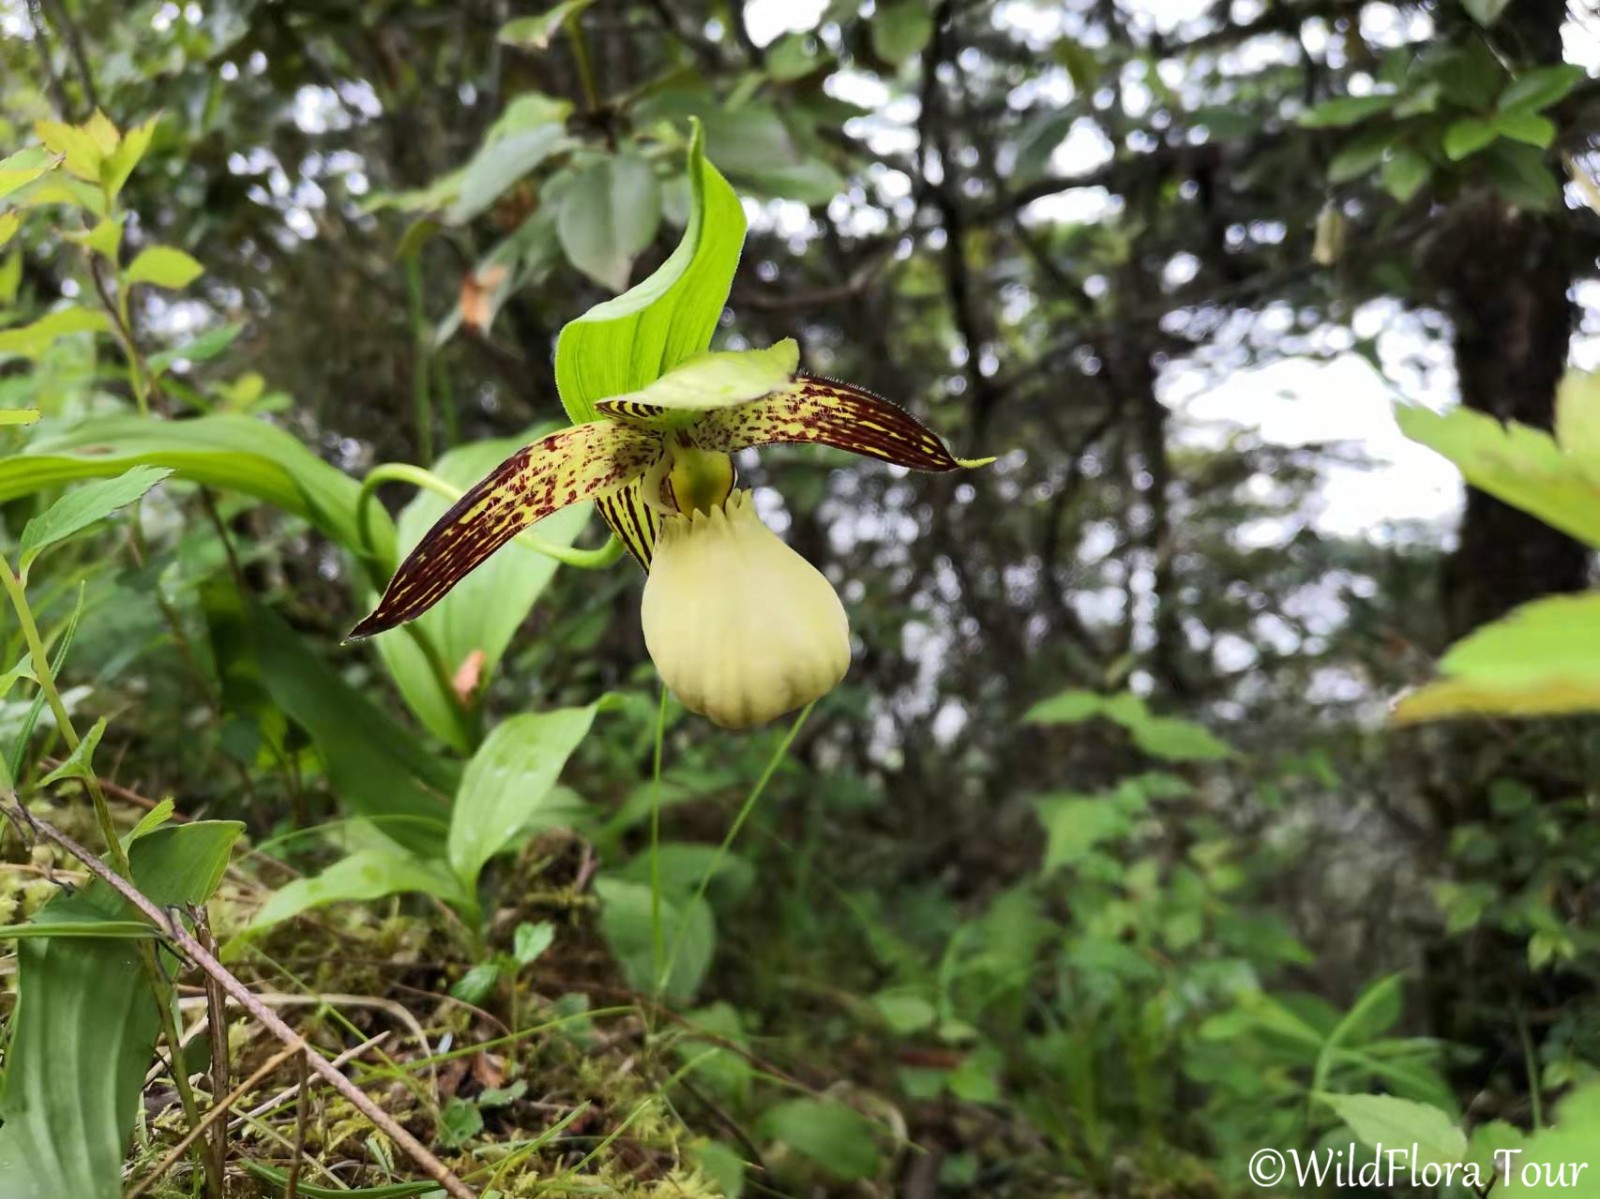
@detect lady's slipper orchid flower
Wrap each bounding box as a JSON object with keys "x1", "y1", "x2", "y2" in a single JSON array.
[{"x1": 351, "y1": 339, "x2": 991, "y2": 728}]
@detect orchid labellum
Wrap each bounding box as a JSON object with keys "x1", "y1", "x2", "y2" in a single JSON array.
[{"x1": 351, "y1": 339, "x2": 991, "y2": 728}]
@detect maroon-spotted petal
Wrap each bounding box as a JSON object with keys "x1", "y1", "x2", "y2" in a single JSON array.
[
  {"x1": 686, "y1": 376, "x2": 993, "y2": 471},
  {"x1": 351, "y1": 422, "x2": 662, "y2": 638}
]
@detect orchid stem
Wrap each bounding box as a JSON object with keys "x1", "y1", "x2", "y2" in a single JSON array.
[{"x1": 657, "y1": 702, "x2": 814, "y2": 994}]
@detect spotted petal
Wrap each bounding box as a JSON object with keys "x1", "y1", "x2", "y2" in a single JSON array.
[
  {"x1": 351, "y1": 422, "x2": 663, "y2": 637},
  {"x1": 687, "y1": 376, "x2": 993, "y2": 471}
]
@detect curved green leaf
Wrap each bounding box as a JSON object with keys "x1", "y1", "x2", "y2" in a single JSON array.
[
  {"x1": 553, "y1": 120, "x2": 745, "y2": 424},
  {"x1": 0, "y1": 414, "x2": 393, "y2": 565}
]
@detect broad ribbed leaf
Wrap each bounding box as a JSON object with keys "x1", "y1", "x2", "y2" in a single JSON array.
[
  {"x1": 0, "y1": 414, "x2": 393, "y2": 565},
  {"x1": 0, "y1": 821, "x2": 241, "y2": 1199},
  {"x1": 448, "y1": 704, "x2": 600, "y2": 889},
  {"x1": 207, "y1": 584, "x2": 456, "y2": 852}
]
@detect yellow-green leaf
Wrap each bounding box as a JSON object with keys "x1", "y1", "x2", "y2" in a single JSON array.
[
  {"x1": 124, "y1": 246, "x2": 204, "y2": 289},
  {"x1": 34, "y1": 119, "x2": 105, "y2": 182},
  {"x1": 1393, "y1": 594, "x2": 1600, "y2": 723},
  {"x1": 0, "y1": 211, "x2": 18, "y2": 248},
  {"x1": 1396, "y1": 398, "x2": 1600, "y2": 548},
  {"x1": 0, "y1": 147, "x2": 60, "y2": 202},
  {"x1": 102, "y1": 115, "x2": 159, "y2": 198},
  {"x1": 0, "y1": 308, "x2": 111, "y2": 358}
]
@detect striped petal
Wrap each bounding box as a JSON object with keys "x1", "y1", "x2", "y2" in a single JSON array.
[
  {"x1": 596, "y1": 340, "x2": 799, "y2": 427},
  {"x1": 688, "y1": 376, "x2": 994, "y2": 472},
  {"x1": 351, "y1": 422, "x2": 662, "y2": 637},
  {"x1": 596, "y1": 475, "x2": 662, "y2": 569}
]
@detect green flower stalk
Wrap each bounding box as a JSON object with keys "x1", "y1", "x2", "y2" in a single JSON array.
[{"x1": 351, "y1": 342, "x2": 990, "y2": 729}]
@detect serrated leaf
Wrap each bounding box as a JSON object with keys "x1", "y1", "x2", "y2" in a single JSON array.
[
  {"x1": 1321, "y1": 1093, "x2": 1466, "y2": 1167},
  {"x1": 34, "y1": 119, "x2": 104, "y2": 182},
  {"x1": 1398, "y1": 396, "x2": 1600, "y2": 544},
  {"x1": 19, "y1": 465, "x2": 173, "y2": 572},
  {"x1": 101, "y1": 115, "x2": 159, "y2": 198},
  {"x1": 124, "y1": 245, "x2": 203, "y2": 289},
  {"x1": 0, "y1": 147, "x2": 60, "y2": 201},
  {"x1": 448, "y1": 705, "x2": 600, "y2": 889},
  {"x1": 1394, "y1": 594, "x2": 1600, "y2": 722},
  {"x1": 557, "y1": 153, "x2": 662, "y2": 291}
]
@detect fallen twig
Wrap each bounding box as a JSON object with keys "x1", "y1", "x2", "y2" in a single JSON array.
[
  {"x1": 0, "y1": 800, "x2": 477, "y2": 1199},
  {"x1": 124, "y1": 1042, "x2": 303, "y2": 1199}
]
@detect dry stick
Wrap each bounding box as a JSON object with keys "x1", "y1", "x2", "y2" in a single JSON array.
[
  {"x1": 236, "y1": 1031, "x2": 391, "y2": 1125},
  {"x1": 285, "y1": 1050, "x2": 311, "y2": 1199},
  {"x1": 1, "y1": 801, "x2": 477, "y2": 1199},
  {"x1": 123, "y1": 1042, "x2": 303, "y2": 1199},
  {"x1": 196, "y1": 908, "x2": 231, "y2": 1197}
]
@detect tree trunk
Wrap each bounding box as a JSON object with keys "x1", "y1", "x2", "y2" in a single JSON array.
[{"x1": 1438, "y1": 199, "x2": 1587, "y2": 640}]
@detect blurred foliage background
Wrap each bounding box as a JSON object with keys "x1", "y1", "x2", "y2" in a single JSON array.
[{"x1": 5, "y1": 0, "x2": 1600, "y2": 1196}]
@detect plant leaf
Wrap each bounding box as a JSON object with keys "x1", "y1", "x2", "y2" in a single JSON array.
[
  {"x1": 0, "y1": 307, "x2": 110, "y2": 358},
  {"x1": 123, "y1": 246, "x2": 204, "y2": 289},
  {"x1": 557, "y1": 152, "x2": 662, "y2": 291},
  {"x1": 1394, "y1": 594, "x2": 1600, "y2": 722},
  {"x1": 447, "y1": 124, "x2": 573, "y2": 225},
  {"x1": 18, "y1": 465, "x2": 172, "y2": 572},
  {"x1": 553, "y1": 121, "x2": 745, "y2": 425},
  {"x1": 758, "y1": 1098, "x2": 883, "y2": 1180},
  {"x1": 448, "y1": 704, "x2": 601, "y2": 889},
  {"x1": 246, "y1": 847, "x2": 465, "y2": 934},
  {"x1": 1320, "y1": 1093, "x2": 1467, "y2": 1167},
  {"x1": 871, "y1": 0, "x2": 934, "y2": 64},
  {"x1": 0, "y1": 147, "x2": 60, "y2": 201},
  {"x1": 207, "y1": 585, "x2": 456, "y2": 854},
  {"x1": 0, "y1": 413, "x2": 393, "y2": 565},
  {"x1": 595, "y1": 877, "x2": 714, "y2": 1003},
  {"x1": 1396, "y1": 399, "x2": 1600, "y2": 547},
  {"x1": 1498, "y1": 65, "x2": 1586, "y2": 113},
  {"x1": 0, "y1": 821, "x2": 241, "y2": 1199},
  {"x1": 498, "y1": 0, "x2": 595, "y2": 50}
]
